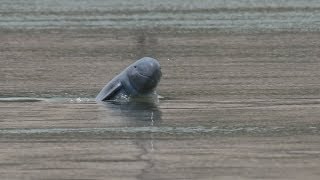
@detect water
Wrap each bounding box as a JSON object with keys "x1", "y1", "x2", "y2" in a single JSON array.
[
  {"x1": 1, "y1": 0, "x2": 320, "y2": 179},
  {"x1": 1, "y1": 0, "x2": 320, "y2": 31}
]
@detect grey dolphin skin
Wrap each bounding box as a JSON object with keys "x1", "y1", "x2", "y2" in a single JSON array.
[{"x1": 96, "y1": 57, "x2": 162, "y2": 102}]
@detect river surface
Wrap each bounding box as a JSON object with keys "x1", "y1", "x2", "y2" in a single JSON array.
[{"x1": 1, "y1": 0, "x2": 320, "y2": 179}]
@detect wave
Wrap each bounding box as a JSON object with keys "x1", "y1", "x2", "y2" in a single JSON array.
[
  {"x1": 0, "y1": 97, "x2": 95, "y2": 103},
  {"x1": 0, "y1": 126, "x2": 318, "y2": 136}
]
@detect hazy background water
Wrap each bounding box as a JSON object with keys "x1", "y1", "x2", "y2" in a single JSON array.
[
  {"x1": 1, "y1": 0, "x2": 320, "y2": 31},
  {"x1": 1, "y1": 0, "x2": 320, "y2": 179}
]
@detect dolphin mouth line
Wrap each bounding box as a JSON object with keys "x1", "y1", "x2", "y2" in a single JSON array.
[{"x1": 136, "y1": 71, "x2": 153, "y2": 80}]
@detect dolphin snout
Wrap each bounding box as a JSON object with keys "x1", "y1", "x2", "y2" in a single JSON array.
[{"x1": 128, "y1": 57, "x2": 162, "y2": 93}]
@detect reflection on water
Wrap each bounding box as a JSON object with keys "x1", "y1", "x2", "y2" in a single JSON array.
[
  {"x1": 99, "y1": 99, "x2": 162, "y2": 126},
  {"x1": 1, "y1": 97, "x2": 319, "y2": 137}
]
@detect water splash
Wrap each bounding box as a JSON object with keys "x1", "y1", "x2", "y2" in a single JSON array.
[{"x1": 70, "y1": 97, "x2": 91, "y2": 103}]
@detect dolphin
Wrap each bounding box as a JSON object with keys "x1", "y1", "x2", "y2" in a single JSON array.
[{"x1": 96, "y1": 57, "x2": 162, "y2": 102}]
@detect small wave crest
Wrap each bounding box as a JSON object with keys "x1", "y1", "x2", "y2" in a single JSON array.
[
  {"x1": 0, "y1": 126, "x2": 318, "y2": 136},
  {"x1": 0, "y1": 97, "x2": 96, "y2": 103},
  {"x1": 0, "y1": 97, "x2": 47, "y2": 102}
]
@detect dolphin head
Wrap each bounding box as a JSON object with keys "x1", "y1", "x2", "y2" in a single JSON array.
[{"x1": 127, "y1": 57, "x2": 162, "y2": 94}]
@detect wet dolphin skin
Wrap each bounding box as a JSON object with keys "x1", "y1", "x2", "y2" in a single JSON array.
[{"x1": 96, "y1": 57, "x2": 162, "y2": 102}]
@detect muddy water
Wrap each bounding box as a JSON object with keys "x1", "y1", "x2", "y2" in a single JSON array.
[{"x1": 1, "y1": 0, "x2": 320, "y2": 179}]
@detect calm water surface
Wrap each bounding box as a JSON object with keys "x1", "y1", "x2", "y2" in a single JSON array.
[{"x1": 1, "y1": 0, "x2": 320, "y2": 179}]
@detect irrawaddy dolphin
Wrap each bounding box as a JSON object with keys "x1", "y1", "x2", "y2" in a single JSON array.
[{"x1": 96, "y1": 57, "x2": 162, "y2": 102}]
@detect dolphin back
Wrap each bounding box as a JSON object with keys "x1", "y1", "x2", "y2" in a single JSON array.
[{"x1": 96, "y1": 73, "x2": 125, "y2": 101}]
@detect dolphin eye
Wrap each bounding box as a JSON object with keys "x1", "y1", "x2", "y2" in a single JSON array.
[{"x1": 134, "y1": 66, "x2": 137, "y2": 68}]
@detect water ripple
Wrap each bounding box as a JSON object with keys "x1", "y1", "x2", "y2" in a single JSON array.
[{"x1": 0, "y1": 126, "x2": 318, "y2": 136}]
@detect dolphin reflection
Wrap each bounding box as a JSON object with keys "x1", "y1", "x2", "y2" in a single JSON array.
[{"x1": 98, "y1": 99, "x2": 162, "y2": 126}]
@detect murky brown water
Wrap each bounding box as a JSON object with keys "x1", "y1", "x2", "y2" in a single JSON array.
[{"x1": 1, "y1": 0, "x2": 320, "y2": 179}]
